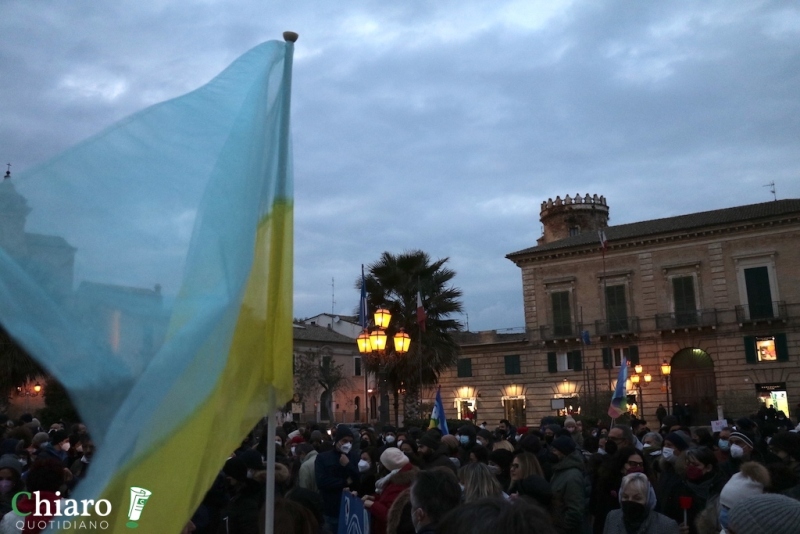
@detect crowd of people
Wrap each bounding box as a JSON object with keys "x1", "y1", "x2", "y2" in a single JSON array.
[{"x1": 3, "y1": 407, "x2": 800, "y2": 534}]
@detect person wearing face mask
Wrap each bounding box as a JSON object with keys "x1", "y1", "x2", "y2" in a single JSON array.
[
  {"x1": 603, "y1": 472, "x2": 679, "y2": 533},
  {"x1": 296, "y1": 442, "x2": 319, "y2": 492},
  {"x1": 456, "y1": 424, "x2": 477, "y2": 465},
  {"x1": 354, "y1": 447, "x2": 379, "y2": 497},
  {"x1": 381, "y1": 425, "x2": 398, "y2": 448},
  {"x1": 39, "y1": 429, "x2": 72, "y2": 469},
  {"x1": 0, "y1": 454, "x2": 24, "y2": 521},
  {"x1": 564, "y1": 417, "x2": 584, "y2": 448},
  {"x1": 361, "y1": 447, "x2": 418, "y2": 534},
  {"x1": 695, "y1": 461, "x2": 769, "y2": 534},
  {"x1": 69, "y1": 436, "x2": 94, "y2": 483},
  {"x1": 654, "y1": 431, "x2": 690, "y2": 517},
  {"x1": 660, "y1": 447, "x2": 725, "y2": 534},
  {"x1": 590, "y1": 447, "x2": 654, "y2": 534},
  {"x1": 713, "y1": 427, "x2": 732, "y2": 464},
  {"x1": 720, "y1": 431, "x2": 760, "y2": 480},
  {"x1": 315, "y1": 425, "x2": 360, "y2": 533}
]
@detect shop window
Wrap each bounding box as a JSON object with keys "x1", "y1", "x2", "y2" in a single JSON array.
[
  {"x1": 503, "y1": 398, "x2": 526, "y2": 427},
  {"x1": 457, "y1": 358, "x2": 472, "y2": 378},
  {"x1": 744, "y1": 334, "x2": 788, "y2": 363},
  {"x1": 456, "y1": 398, "x2": 477, "y2": 421},
  {"x1": 551, "y1": 396, "x2": 581, "y2": 416}
]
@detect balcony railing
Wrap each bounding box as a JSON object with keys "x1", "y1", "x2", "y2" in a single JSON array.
[
  {"x1": 539, "y1": 322, "x2": 583, "y2": 341},
  {"x1": 735, "y1": 301, "x2": 787, "y2": 323},
  {"x1": 655, "y1": 309, "x2": 719, "y2": 330},
  {"x1": 594, "y1": 317, "x2": 639, "y2": 336}
]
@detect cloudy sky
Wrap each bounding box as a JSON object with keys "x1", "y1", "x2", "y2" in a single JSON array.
[{"x1": 2, "y1": 1, "x2": 799, "y2": 332}]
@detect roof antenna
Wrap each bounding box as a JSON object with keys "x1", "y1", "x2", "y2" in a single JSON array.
[
  {"x1": 331, "y1": 277, "x2": 335, "y2": 315},
  {"x1": 4, "y1": 163, "x2": 10, "y2": 179},
  {"x1": 764, "y1": 181, "x2": 776, "y2": 201}
]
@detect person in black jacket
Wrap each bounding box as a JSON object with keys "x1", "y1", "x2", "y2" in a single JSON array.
[{"x1": 315, "y1": 425, "x2": 360, "y2": 533}]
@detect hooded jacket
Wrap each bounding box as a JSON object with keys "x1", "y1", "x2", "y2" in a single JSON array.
[{"x1": 550, "y1": 450, "x2": 586, "y2": 534}]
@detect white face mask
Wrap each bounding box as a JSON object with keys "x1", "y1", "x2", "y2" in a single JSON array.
[
  {"x1": 730, "y1": 444, "x2": 745, "y2": 459},
  {"x1": 291, "y1": 446, "x2": 296, "y2": 456},
  {"x1": 339, "y1": 442, "x2": 353, "y2": 454},
  {"x1": 649, "y1": 450, "x2": 662, "y2": 457},
  {"x1": 246, "y1": 469, "x2": 255, "y2": 479},
  {"x1": 358, "y1": 460, "x2": 370, "y2": 472},
  {"x1": 384, "y1": 436, "x2": 396, "y2": 444},
  {"x1": 61, "y1": 442, "x2": 71, "y2": 452},
  {"x1": 662, "y1": 447, "x2": 676, "y2": 462}
]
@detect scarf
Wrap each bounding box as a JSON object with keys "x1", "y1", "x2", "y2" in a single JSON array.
[{"x1": 374, "y1": 469, "x2": 400, "y2": 494}]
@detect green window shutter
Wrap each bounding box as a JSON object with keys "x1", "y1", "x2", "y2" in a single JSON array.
[
  {"x1": 776, "y1": 333, "x2": 789, "y2": 362},
  {"x1": 743, "y1": 336, "x2": 757, "y2": 364},
  {"x1": 628, "y1": 346, "x2": 640, "y2": 365},
  {"x1": 572, "y1": 350, "x2": 583, "y2": 371},
  {"x1": 457, "y1": 358, "x2": 473, "y2": 377},
  {"x1": 547, "y1": 352, "x2": 557, "y2": 373},
  {"x1": 602, "y1": 347, "x2": 612, "y2": 369},
  {"x1": 505, "y1": 355, "x2": 521, "y2": 375}
]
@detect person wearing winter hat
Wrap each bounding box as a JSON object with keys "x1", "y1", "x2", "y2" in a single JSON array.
[
  {"x1": 220, "y1": 456, "x2": 263, "y2": 534},
  {"x1": 418, "y1": 431, "x2": 457, "y2": 474},
  {"x1": 720, "y1": 430, "x2": 761, "y2": 480},
  {"x1": 0, "y1": 454, "x2": 24, "y2": 520},
  {"x1": 727, "y1": 493, "x2": 800, "y2": 534},
  {"x1": 361, "y1": 447, "x2": 417, "y2": 534},
  {"x1": 564, "y1": 417, "x2": 584, "y2": 447},
  {"x1": 603, "y1": 473, "x2": 679, "y2": 533},
  {"x1": 550, "y1": 436, "x2": 585, "y2": 534},
  {"x1": 315, "y1": 424, "x2": 360, "y2": 533},
  {"x1": 695, "y1": 461, "x2": 769, "y2": 534}
]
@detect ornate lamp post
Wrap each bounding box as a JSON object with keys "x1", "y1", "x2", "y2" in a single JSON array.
[
  {"x1": 630, "y1": 368, "x2": 652, "y2": 417},
  {"x1": 356, "y1": 308, "x2": 410, "y2": 424},
  {"x1": 16, "y1": 381, "x2": 42, "y2": 412},
  {"x1": 661, "y1": 359, "x2": 672, "y2": 414}
]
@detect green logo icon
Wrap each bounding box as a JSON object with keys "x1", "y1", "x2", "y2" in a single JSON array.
[{"x1": 126, "y1": 487, "x2": 152, "y2": 528}]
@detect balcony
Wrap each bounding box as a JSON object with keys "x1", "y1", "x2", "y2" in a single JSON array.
[
  {"x1": 594, "y1": 317, "x2": 639, "y2": 338},
  {"x1": 539, "y1": 322, "x2": 583, "y2": 342},
  {"x1": 735, "y1": 301, "x2": 787, "y2": 324},
  {"x1": 655, "y1": 309, "x2": 719, "y2": 331}
]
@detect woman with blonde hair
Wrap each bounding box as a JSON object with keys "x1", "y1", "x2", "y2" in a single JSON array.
[
  {"x1": 493, "y1": 440, "x2": 514, "y2": 453},
  {"x1": 459, "y1": 462, "x2": 505, "y2": 503},
  {"x1": 508, "y1": 452, "x2": 544, "y2": 493}
]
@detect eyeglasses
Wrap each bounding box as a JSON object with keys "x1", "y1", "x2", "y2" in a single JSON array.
[
  {"x1": 510, "y1": 464, "x2": 520, "y2": 469},
  {"x1": 626, "y1": 461, "x2": 644, "y2": 468}
]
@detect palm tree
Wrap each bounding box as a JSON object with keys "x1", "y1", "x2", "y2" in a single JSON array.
[{"x1": 358, "y1": 250, "x2": 463, "y2": 423}]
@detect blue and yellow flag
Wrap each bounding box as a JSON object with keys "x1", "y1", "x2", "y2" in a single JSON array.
[
  {"x1": 0, "y1": 39, "x2": 294, "y2": 533},
  {"x1": 608, "y1": 357, "x2": 629, "y2": 419},
  {"x1": 429, "y1": 387, "x2": 449, "y2": 435}
]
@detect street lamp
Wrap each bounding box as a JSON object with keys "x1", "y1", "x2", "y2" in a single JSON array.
[
  {"x1": 356, "y1": 308, "x2": 411, "y2": 424},
  {"x1": 16, "y1": 381, "x2": 42, "y2": 412},
  {"x1": 629, "y1": 371, "x2": 652, "y2": 417},
  {"x1": 661, "y1": 359, "x2": 672, "y2": 414}
]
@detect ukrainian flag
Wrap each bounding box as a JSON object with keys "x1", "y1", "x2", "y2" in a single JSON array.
[{"x1": 0, "y1": 39, "x2": 294, "y2": 533}]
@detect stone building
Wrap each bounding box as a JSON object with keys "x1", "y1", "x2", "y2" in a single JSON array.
[
  {"x1": 291, "y1": 321, "x2": 373, "y2": 424},
  {"x1": 437, "y1": 194, "x2": 800, "y2": 428}
]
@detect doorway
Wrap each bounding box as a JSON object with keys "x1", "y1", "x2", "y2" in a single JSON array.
[{"x1": 670, "y1": 348, "x2": 717, "y2": 426}]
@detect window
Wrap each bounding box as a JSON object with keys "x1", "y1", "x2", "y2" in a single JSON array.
[
  {"x1": 735, "y1": 254, "x2": 780, "y2": 321},
  {"x1": 569, "y1": 226, "x2": 580, "y2": 236},
  {"x1": 551, "y1": 291, "x2": 572, "y2": 336},
  {"x1": 602, "y1": 346, "x2": 640, "y2": 368},
  {"x1": 745, "y1": 267, "x2": 773, "y2": 319},
  {"x1": 744, "y1": 334, "x2": 788, "y2": 363},
  {"x1": 605, "y1": 285, "x2": 629, "y2": 332},
  {"x1": 547, "y1": 350, "x2": 582, "y2": 372},
  {"x1": 457, "y1": 358, "x2": 473, "y2": 378},
  {"x1": 354, "y1": 356, "x2": 362, "y2": 376},
  {"x1": 672, "y1": 276, "x2": 698, "y2": 326},
  {"x1": 505, "y1": 355, "x2": 521, "y2": 375}
]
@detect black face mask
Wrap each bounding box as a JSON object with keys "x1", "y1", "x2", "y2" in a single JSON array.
[
  {"x1": 545, "y1": 435, "x2": 554, "y2": 444},
  {"x1": 621, "y1": 501, "x2": 649, "y2": 523},
  {"x1": 604, "y1": 440, "x2": 618, "y2": 456}
]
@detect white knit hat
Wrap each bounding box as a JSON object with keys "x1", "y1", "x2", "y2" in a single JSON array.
[
  {"x1": 729, "y1": 493, "x2": 800, "y2": 534},
  {"x1": 720, "y1": 471, "x2": 764, "y2": 509},
  {"x1": 380, "y1": 447, "x2": 409, "y2": 471}
]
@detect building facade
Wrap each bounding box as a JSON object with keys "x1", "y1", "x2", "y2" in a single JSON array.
[{"x1": 438, "y1": 195, "x2": 800, "y2": 427}]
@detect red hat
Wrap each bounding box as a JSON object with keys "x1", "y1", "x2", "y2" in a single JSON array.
[{"x1": 290, "y1": 435, "x2": 305, "y2": 445}]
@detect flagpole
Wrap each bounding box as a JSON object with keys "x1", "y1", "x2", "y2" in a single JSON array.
[
  {"x1": 265, "y1": 386, "x2": 277, "y2": 534},
  {"x1": 264, "y1": 31, "x2": 298, "y2": 534}
]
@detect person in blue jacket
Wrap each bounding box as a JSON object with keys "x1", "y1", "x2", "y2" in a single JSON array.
[{"x1": 315, "y1": 425, "x2": 360, "y2": 533}]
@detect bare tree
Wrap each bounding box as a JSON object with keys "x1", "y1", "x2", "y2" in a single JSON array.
[{"x1": 294, "y1": 347, "x2": 351, "y2": 423}]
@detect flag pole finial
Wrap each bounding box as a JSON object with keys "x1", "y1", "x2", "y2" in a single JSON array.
[{"x1": 283, "y1": 31, "x2": 299, "y2": 42}]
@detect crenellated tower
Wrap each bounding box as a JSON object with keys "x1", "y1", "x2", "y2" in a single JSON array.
[{"x1": 537, "y1": 193, "x2": 609, "y2": 245}]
